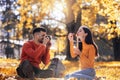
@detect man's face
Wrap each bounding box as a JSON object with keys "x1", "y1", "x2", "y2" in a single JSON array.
[{"x1": 34, "y1": 31, "x2": 46, "y2": 43}]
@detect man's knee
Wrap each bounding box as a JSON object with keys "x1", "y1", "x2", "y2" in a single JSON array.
[
  {"x1": 22, "y1": 60, "x2": 30, "y2": 65},
  {"x1": 16, "y1": 60, "x2": 34, "y2": 78}
]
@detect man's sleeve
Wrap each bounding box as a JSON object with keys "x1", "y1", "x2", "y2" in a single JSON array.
[{"x1": 41, "y1": 48, "x2": 50, "y2": 65}]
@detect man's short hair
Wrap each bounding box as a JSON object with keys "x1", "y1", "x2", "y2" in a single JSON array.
[{"x1": 32, "y1": 27, "x2": 46, "y2": 34}]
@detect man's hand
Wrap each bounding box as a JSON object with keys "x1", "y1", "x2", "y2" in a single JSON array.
[{"x1": 43, "y1": 36, "x2": 50, "y2": 46}]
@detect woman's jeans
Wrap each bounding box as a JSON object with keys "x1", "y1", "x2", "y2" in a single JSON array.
[{"x1": 65, "y1": 68, "x2": 95, "y2": 80}]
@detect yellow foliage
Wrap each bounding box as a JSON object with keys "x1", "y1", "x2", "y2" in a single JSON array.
[
  {"x1": 72, "y1": 3, "x2": 80, "y2": 21},
  {"x1": 17, "y1": 23, "x2": 23, "y2": 30},
  {"x1": 17, "y1": 0, "x2": 55, "y2": 27},
  {"x1": 74, "y1": 0, "x2": 120, "y2": 39},
  {"x1": 27, "y1": 18, "x2": 32, "y2": 24},
  {"x1": 110, "y1": 28, "x2": 115, "y2": 33},
  {"x1": 20, "y1": 16, "x2": 26, "y2": 22},
  {"x1": 17, "y1": 0, "x2": 24, "y2": 5},
  {"x1": 107, "y1": 34, "x2": 112, "y2": 40}
]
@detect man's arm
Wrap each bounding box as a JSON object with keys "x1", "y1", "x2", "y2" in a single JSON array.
[
  {"x1": 41, "y1": 41, "x2": 51, "y2": 65},
  {"x1": 41, "y1": 48, "x2": 50, "y2": 65}
]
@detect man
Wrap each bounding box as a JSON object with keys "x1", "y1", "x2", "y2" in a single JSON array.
[{"x1": 16, "y1": 27, "x2": 53, "y2": 78}]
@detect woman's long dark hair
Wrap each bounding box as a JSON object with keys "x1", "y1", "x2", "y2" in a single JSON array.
[{"x1": 78, "y1": 27, "x2": 98, "y2": 56}]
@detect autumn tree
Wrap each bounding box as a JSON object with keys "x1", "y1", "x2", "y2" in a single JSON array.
[
  {"x1": 65, "y1": 0, "x2": 82, "y2": 61},
  {"x1": 0, "y1": 0, "x2": 18, "y2": 58}
]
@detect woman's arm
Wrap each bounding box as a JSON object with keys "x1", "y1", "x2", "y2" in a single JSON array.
[
  {"x1": 70, "y1": 41, "x2": 76, "y2": 58},
  {"x1": 70, "y1": 41, "x2": 81, "y2": 58},
  {"x1": 68, "y1": 33, "x2": 81, "y2": 58}
]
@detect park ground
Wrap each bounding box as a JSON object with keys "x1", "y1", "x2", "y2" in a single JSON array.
[{"x1": 0, "y1": 58, "x2": 120, "y2": 80}]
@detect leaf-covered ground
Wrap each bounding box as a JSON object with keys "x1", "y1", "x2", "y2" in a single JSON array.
[{"x1": 0, "y1": 58, "x2": 120, "y2": 80}]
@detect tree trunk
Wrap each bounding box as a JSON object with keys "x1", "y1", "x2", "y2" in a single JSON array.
[
  {"x1": 64, "y1": 0, "x2": 75, "y2": 60},
  {"x1": 65, "y1": 20, "x2": 76, "y2": 60},
  {"x1": 65, "y1": 11, "x2": 81, "y2": 61},
  {"x1": 112, "y1": 37, "x2": 120, "y2": 61},
  {"x1": 65, "y1": 0, "x2": 75, "y2": 24}
]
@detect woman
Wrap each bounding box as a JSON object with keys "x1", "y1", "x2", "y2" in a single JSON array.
[{"x1": 65, "y1": 26, "x2": 98, "y2": 80}]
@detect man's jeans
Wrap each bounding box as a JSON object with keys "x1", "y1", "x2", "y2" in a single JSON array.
[
  {"x1": 16, "y1": 60, "x2": 53, "y2": 78},
  {"x1": 65, "y1": 68, "x2": 96, "y2": 80}
]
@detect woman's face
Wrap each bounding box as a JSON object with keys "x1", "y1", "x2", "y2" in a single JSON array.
[
  {"x1": 76, "y1": 27, "x2": 85, "y2": 37},
  {"x1": 76, "y1": 26, "x2": 88, "y2": 41}
]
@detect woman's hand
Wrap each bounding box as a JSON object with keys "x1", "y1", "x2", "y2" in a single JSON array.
[
  {"x1": 68, "y1": 33, "x2": 74, "y2": 42},
  {"x1": 74, "y1": 47, "x2": 81, "y2": 55}
]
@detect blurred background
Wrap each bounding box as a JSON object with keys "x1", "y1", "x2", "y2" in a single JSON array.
[{"x1": 0, "y1": 0, "x2": 120, "y2": 61}]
